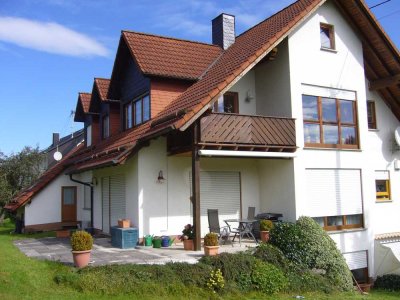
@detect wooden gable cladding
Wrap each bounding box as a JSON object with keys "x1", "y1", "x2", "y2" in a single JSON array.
[
  {"x1": 91, "y1": 114, "x2": 100, "y2": 145},
  {"x1": 150, "y1": 78, "x2": 193, "y2": 119},
  {"x1": 199, "y1": 113, "x2": 296, "y2": 152}
]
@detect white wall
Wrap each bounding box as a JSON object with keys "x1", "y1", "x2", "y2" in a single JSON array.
[
  {"x1": 24, "y1": 174, "x2": 81, "y2": 226},
  {"x1": 76, "y1": 171, "x2": 92, "y2": 228},
  {"x1": 255, "y1": 38, "x2": 292, "y2": 117},
  {"x1": 228, "y1": 70, "x2": 256, "y2": 115},
  {"x1": 257, "y1": 159, "x2": 296, "y2": 222}
]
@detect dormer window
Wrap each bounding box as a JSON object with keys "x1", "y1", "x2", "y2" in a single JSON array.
[
  {"x1": 102, "y1": 115, "x2": 109, "y2": 139},
  {"x1": 320, "y1": 23, "x2": 335, "y2": 50},
  {"x1": 124, "y1": 94, "x2": 150, "y2": 130},
  {"x1": 86, "y1": 124, "x2": 92, "y2": 147}
]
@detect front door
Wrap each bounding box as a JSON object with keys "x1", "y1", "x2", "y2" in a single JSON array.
[{"x1": 62, "y1": 186, "x2": 77, "y2": 222}]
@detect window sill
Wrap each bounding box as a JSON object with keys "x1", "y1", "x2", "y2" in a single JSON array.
[
  {"x1": 368, "y1": 128, "x2": 379, "y2": 132},
  {"x1": 320, "y1": 47, "x2": 337, "y2": 53},
  {"x1": 327, "y1": 228, "x2": 367, "y2": 235},
  {"x1": 375, "y1": 200, "x2": 393, "y2": 203},
  {"x1": 304, "y1": 147, "x2": 361, "y2": 152}
]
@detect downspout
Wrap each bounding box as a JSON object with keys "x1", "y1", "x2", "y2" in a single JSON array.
[{"x1": 69, "y1": 174, "x2": 94, "y2": 231}]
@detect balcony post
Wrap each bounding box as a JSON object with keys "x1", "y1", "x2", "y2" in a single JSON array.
[{"x1": 192, "y1": 121, "x2": 201, "y2": 251}]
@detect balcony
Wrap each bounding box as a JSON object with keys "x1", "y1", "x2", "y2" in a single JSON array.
[{"x1": 167, "y1": 113, "x2": 296, "y2": 155}]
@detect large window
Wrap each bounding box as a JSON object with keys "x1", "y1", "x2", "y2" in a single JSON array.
[
  {"x1": 213, "y1": 92, "x2": 239, "y2": 114},
  {"x1": 313, "y1": 214, "x2": 363, "y2": 231},
  {"x1": 375, "y1": 171, "x2": 391, "y2": 201},
  {"x1": 320, "y1": 23, "x2": 335, "y2": 50},
  {"x1": 302, "y1": 95, "x2": 358, "y2": 149},
  {"x1": 124, "y1": 94, "x2": 150, "y2": 130},
  {"x1": 102, "y1": 115, "x2": 109, "y2": 139},
  {"x1": 367, "y1": 101, "x2": 377, "y2": 129}
]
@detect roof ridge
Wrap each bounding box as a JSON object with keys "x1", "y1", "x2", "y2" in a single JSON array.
[
  {"x1": 79, "y1": 92, "x2": 91, "y2": 95},
  {"x1": 94, "y1": 77, "x2": 111, "y2": 81},
  {"x1": 122, "y1": 30, "x2": 221, "y2": 49}
]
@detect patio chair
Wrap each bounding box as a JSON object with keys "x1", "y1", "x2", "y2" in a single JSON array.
[{"x1": 207, "y1": 209, "x2": 234, "y2": 244}]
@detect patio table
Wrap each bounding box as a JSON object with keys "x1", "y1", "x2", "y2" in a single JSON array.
[{"x1": 224, "y1": 219, "x2": 258, "y2": 246}]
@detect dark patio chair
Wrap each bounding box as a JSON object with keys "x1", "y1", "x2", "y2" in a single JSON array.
[{"x1": 207, "y1": 209, "x2": 233, "y2": 244}]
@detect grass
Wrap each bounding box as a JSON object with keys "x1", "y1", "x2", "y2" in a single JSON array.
[{"x1": 1, "y1": 219, "x2": 400, "y2": 300}]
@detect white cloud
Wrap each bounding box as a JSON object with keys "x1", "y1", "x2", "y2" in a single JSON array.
[{"x1": 0, "y1": 16, "x2": 109, "y2": 57}]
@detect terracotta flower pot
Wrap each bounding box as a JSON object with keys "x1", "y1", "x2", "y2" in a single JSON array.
[
  {"x1": 260, "y1": 231, "x2": 270, "y2": 242},
  {"x1": 72, "y1": 250, "x2": 91, "y2": 268},
  {"x1": 183, "y1": 239, "x2": 194, "y2": 250},
  {"x1": 204, "y1": 245, "x2": 219, "y2": 256}
]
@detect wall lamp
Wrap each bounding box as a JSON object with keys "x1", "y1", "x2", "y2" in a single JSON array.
[{"x1": 157, "y1": 170, "x2": 166, "y2": 183}]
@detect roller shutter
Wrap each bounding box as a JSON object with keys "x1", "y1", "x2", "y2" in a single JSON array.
[
  {"x1": 102, "y1": 177, "x2": 110, "y2": 233},
  {"x1": 343, "y1": 251, "x2": 368, "y2": 270},
  {"x1": 191, "y1": 171, "x2": 241, "y2": 236},
  {"x1": 304, "y1": 169, "x2": 363, "y2": 217}
]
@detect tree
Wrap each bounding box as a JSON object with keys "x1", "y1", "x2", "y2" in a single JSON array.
[{"x1": 0, "y1": 147, "x2": 44, "y2": 220}]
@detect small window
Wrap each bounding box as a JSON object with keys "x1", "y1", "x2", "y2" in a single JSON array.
[
  {"x1": 313, "y1": 214, "x2": 363, "y2": 231},
  {"x1": 320, "y1": 23, "x2": 335, "y2": 50},
  {"x1": 213, "y1": 91, "x2": 239, "y2": 113},
  {"x1": 102, "y1": 115, "x2": 109, "y2": 139},
  {"x1": 367, "y1": 101, "x2": 377, "y2": 129},
  {"x1": 125, "y1": 102, "x2": 132, "y2": 130},
  {"x1": 86, "y1": 124, "x2": 92, "y2": 147},
  {"x1": 376, "y1": 171, "x2": 390, "y2": 201},
  {"x1": 143, "y1": 95, "x2": 150, "y2": 122}
]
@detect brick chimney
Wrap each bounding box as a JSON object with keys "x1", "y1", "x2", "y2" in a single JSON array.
[
  {"x1": 212, "y1": 13, "x2": 235, "y2": 50},
  {"x1": 52, "y1": 133, "x2": 60, "y2": 146}
]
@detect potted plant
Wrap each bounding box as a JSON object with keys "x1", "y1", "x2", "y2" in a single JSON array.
[
  {"x1": 204, "y1": 232, "x2": 219, "y2": 256},
  {"x1": 180, "y1": 224, "x2": 194, "y2": 250},
  {"x1": 259, "y1": 220, "x2": 274, "y2": 242},
  {"x1": 70, "y1": 230, "x2": 93, "y2": 268}
]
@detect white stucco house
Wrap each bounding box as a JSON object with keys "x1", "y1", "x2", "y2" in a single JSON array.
[{"x1": 6, "y1": 0, "x2": 400, "y2": 282}]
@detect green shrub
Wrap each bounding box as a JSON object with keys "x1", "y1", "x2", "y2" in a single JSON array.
[
  {"x1": 200, "y1": 252, "x2": 258, "y2": 284},
  {"x1": 374, "y1": 274, "x2": 400, "y2": 291},
  {"x1": 166, "y1": 262, "x2": 212, "y2": 287},
  {"x1": 286, "y1": 269, "x2": 336, "y2": 293},
  {"x1": 252, "y1": 243, "x2": 290, "y2": 270},
  {"x1": 70, "y1": 230, "x2": 93, "y2": 251},
  {"x1": 270, "y1": 216, "x2": 353, "y2": 291},
  {"x1": 204, "y1": 232, "x2": 218, "y2": 246},
  {"x1": 251, "y1": 261, "x2": 287, "y2": 294},
  {"x1": 260, "y1": 220, "x2": 274, "y2": 231},
  {"x1": 206, "y1": 269, "x2": 225, "y2": 293}
]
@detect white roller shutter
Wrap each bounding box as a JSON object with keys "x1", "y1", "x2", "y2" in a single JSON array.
[
  {"x1": 191, "y1": 171, "x2": 241, "y2": 236},
  {"x1": 102, "y1": 177, "x2": 110, "y2": 233},
  {"x1": 110, "y1": 174, "x2": 126, "y2": 228},
  {"x1": 343, "y1": 251, "x2": 368, "y2": 270},
  {"x1": 305, "y1": 169, "x2": 363, "y2": 217}
]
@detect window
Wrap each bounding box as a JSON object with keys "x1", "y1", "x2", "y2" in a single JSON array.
[
  {"x1": 123, "y1": 94, "x2": 150, "y2": 130},
  {"x1": 213, "y1": 91, "x2": 239, "y2": 113},
  {"x1": 320, "y1": 23, "x2": 335, "y2": 50},
  {"x1": 367, "y1": 101, "x2": 377, "y2": 129},
  {"x1": 86, "y1": 124, "x2": 92, "y2": 147},
  {"x1": 313, "y1": 214, "x2": 363, "y2": 231},
  {"x1": 102, "y1": 115, "x2": 109, "y2": 139},
  {"x1": 302, "y1": 95, "x2": 358, "y2": 148},
  {"x1": 376, "y1": 171, "x2": 390, "y2": 201},
  {"x1": 124, "y1": 103, "x2": 132, "y2": 129},
  {"x1": 343, "y1": 251, "x2": 369, "y2": 284}
]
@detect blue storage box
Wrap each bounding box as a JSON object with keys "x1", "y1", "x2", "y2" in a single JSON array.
[{"x1": 111, "y1": 226, "x2": 138, "y2": 249}]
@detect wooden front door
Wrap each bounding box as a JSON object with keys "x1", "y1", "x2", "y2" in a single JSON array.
[{"x1": 62, "y1": 186, "x2": 77, "y2": 222}]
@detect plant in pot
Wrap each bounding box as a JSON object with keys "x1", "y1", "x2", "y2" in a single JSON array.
[
  {"x1": 71, "y1": 230, "x2": 93, "y2": 268},
  {"x1": 203, "y1": 232, "x2": 219, "y2": 256},
  {"x1": 180, "y1": 224, "x2": 194, "y2": 250},
  {"x1": 259, "y1": 220, "x2": 274, "y2": 243}
]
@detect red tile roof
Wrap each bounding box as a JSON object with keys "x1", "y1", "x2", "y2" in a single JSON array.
[
  {"x1": 95, "y1": 78, "x2": 110, "y2": 101},
  {"x1": 122, "y1": 31, "x2": 223, "y2": 80},
  {"x1": 4, "y1": 144, "x2": 84, "y2": 211},
  {"x1": 74, "y1": 92, "x2": 92, "y2": 122}
]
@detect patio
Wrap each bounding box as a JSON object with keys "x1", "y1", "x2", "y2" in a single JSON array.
[{"x1": 14, "y1": 237, "x2": 257, "y2": 266}]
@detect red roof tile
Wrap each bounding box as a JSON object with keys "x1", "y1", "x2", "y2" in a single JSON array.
[
  {"x1": 95, "y1": 78, "x2": 110, "y2": 101},
  {"x1": 74, "y1": 92, "x2": 92, "y2": 122},
  {"x1": 122, "y1": 31, "x2": 223, "y2": 80},
  {"x1": 4, "y1": 144, "x2": 84, "y2": 212}
]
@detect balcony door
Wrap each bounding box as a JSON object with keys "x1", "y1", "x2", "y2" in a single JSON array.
[{"x1": 213, "y1": 92, "x2": 239, "y2": 114}]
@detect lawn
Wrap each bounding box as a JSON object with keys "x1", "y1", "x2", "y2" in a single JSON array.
[{"x1": 1, "y1": 220, "x2": 400, "y2": 300}]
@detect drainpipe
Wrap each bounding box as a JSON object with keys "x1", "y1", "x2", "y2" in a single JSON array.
[{"x1": 69, "y1": 174, "x2": 94, "y2": 232}]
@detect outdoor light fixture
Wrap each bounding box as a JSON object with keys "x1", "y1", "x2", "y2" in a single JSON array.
[{"x1": 157, "y1": 170, "x2": 166, "y2": 183}]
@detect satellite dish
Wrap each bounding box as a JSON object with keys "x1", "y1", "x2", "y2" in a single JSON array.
[{"x1": 53, "y1": 151, "x2": 63, "y2": 161}]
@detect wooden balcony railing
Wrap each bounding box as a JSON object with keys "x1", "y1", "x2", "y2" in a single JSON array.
[{"x1": 199, "y1": 113, "x2": 296, "y2": 152}]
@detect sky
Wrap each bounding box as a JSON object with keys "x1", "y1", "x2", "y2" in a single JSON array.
[{"x1": 0, "y1": 0, "x2": 399, "y2": 155}]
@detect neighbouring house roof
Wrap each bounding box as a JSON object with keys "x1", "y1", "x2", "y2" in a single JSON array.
[
  {"x1": 375, "y1": 232, "x2": 400, "y2": 240},
  {"x1": 74, "y1": 93, "x2": 92, "y2": 122},
  {"x1": 4, "y1": 144, "x2": 84, "y2": 211},
  {"x1": 122, "y1": 31, "x2": 223, "y2": 81},
  {"x1": 44, "y1": 129, "x2": 84, "y2": 153}
]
